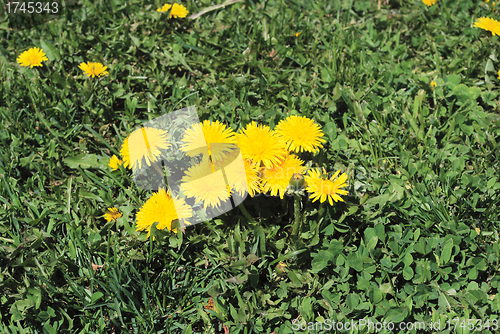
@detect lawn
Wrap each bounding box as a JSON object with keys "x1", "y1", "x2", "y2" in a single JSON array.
[{"x1": 1, "y1": 0, "x2": 500, "y2": 333}]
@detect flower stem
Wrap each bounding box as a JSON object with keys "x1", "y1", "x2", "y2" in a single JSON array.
[
  {"x1": 317, "y1": 202, "x2": 325, "y2": 222},
  {"x1": 238, "y1": 202, "x2": 257, "y2": 225},
  {"x1": 292, "y1": 194, "x2": 302, "y2": 237}
]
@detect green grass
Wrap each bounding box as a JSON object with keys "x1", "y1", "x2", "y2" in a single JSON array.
[{"x1": 1, "y1": 0, "x2": 500, "y2": 333}]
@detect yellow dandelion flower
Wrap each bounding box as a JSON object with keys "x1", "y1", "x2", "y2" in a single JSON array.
[
  {"x1": 180, "y1": 161, "x2": 231, "y2": 209},
  {"x1": 104, "y1": 207, "x2": 122, "y2": 222},
  {"x1": 474, "y1": 17, "x2": 500, "y2": 36},
  {"x1": 261, "y1": 154, "x2": 306, "y2": 199},
  {"x1": 236, "y1": 122, "x2": 287, "y2": 168},
  {"x1": 223, "y1": 155, "x2": 261, "y2": 197},
  {"x1": 497, "y1": 70, "x2": 500, "y2": 79},
  {"x1": 108, "y1": 154, "x2": 123, "y2": 171},
  {"x1": 304, "y1": 168, "x2": 348, "y2": 205},
  {"x1": 78, "y1": 62, "x2": 109, "y2": 78},
  {"x1": 157, "y1": 3, "x2": 189, "y2": 18},
  {"x1": 17, "y1": 47, "x2": 48, "y2": 68},
  {"x1": 295, "y1": 32, "x2": 302, "y2": 37},
  {"x1": 120, "y1": 127, "x2": 170, "y2": 171},
  {"x1": 431, "y1": 81, "x2": 437, "y2": 89},
  {"x1": 136, "y1": 188, "x2": 193, "y2": 237},
  {"x1": 422, "y1": 0, "x2": 438, "y2": 6},
  {"x1": 181, "y1": 120, "x2": 237, "y2": 163},
  {"x1": 275, "y1": 115, "x2": 326, "y2": 154}
]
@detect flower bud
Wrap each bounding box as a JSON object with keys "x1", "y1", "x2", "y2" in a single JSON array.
[
  {"x1": 289, "y1": 173, "x2": 305, "y2": 191},
  {"x1": 275, "y1": 261, "x2": 287, "y2": 276}
]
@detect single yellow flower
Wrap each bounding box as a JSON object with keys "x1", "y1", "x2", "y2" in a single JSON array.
[
  {"x1": 261, "y1": 154, "x2": 305, "y2": 199},
  {"x1": 157, "y1": 3, "x2": 189, "y2": 18},
  {"x1": 120, "y1": 127, "x2": 170, "y2": 171},
  {"x1": 422, "y1": 0, "x2": 438, "y2": 6},
  {"x1": 304, "y1": 168, "x2": 348, "y2": 205},
  {"x1": 136, "y1": 188, "x2": 193, "y2": 237},
  {"x1": 474, "y1": 17, "x2": 500, "y2": 36},
  {"x1": 181, "y1": 120, "x2": 237, "y2": 163},
  {"x1": 79, "y1": 62, "x2": 109, "y2": 78},
  {"x1": 497, "y1": 70, "x2": 500, "y2": 79},
  {"x1": 180, "y1": 161, "x2": 231, "y2": 209},
  {"x1": 236, "y1": 122, "x2": 287, "y2": 168},
  {"x1": 431, "y1": 81, "x2": 437, "y2": 89},
  {"x1": 104, "y1": 207, "x2": 122, "y2": 222},
  {"x1": 294, "y1": 32, "x2": 302, "y2": 37},
  {"x1": 223, "y1": 155, "x2": 261, "y2": 197},
  {"x1": 108, "y1": 154, "x2": 123, "y2": 170},
  {"x1": 275, "y1": 115, "x2": 326, "y2": 153},
  {"x1": 17, "y1": 47, "x2": 48, "y2": 68}
]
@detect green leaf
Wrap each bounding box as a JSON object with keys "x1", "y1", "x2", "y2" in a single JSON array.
[
  {"x1": 440, "y1": 239, "x2": 453, "y2": 265},
  {"x1": 64, "y1": 153, "x2": 108, "y2": 169},
  {"x1": 40, "y1": 39, "x2": 60, "y2": 61},
  {"x1": 346, "y1": 294, "x2": 360, "y2": 311},
  {"x1": 90, "y1": 291, "x2": 104, "y2": 304},
  {"x1": 323, "y1": 122, "x2": 337, "y2": 141},
  {"x1": 384, "y1": 307, "x2": 408, "y2": 322},
  {"x1": 346, "y1": 253, "x2": 363, "y2": 272},
  {"x1": 403, "y1": 265, "x2": 414, "y2": 280}
]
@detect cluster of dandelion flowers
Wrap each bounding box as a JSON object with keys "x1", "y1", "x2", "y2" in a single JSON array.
[
  {"x1": 261, "y1": 154, "x2": 306, "y2": 199},
  {"x1": 275, "y1": 115, "x2": 326, "y2": 154},
  {"x1": 474, "y1": 17, "x2": 500, "y2": 36},
  {"x1": 104, "y1": 207, "x2": 122, "y2": 222},
  {"x1": 17, "y1": 47, "x2": 48, "y2": 68},
  {"x1": 181, "y1": 120, "x2": 237, "y2": 163},
  {"x1": 79, "y1": 62, "x2": 109, "y2": 78},
  {"x1": 120, "y1": 127, "x2": 170, "y2": 171},
  {"x1": 108, "y1": 154, "x2": 123, "y2": 171},
  {"x1": 236, "y1": 122, "x2": 287, "y2": 168},
  {"x1": 304, "y1": 168, "x2": 348, "y2": 205},
  {"x1": 136, "y1": 188, "x2": 193, "y2": 237},
  {"x1": 422, "y1": 0, "x2": 438, "y2": 6},
  {"x1": 157, "y1": 3, "x2": 189, "y2": 18},
  {"x1": 180, "y1": 161, "x2": 231, "y2": 209}
]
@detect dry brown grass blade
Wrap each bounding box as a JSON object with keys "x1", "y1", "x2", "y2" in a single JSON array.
[{"x1": 189, "y1": 0, "x2": 245, "y2": 20}]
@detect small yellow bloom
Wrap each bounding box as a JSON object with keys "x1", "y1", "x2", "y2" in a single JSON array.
[
  {"x1": 305, "y1": 168, "x2": 349, "y2": 205},
  {"x1": 294, "y1": 32, "x2": 302, "y2": 37},
  {"x1": 474, "y1": 17, "x2": 500, "y2": 36},
  {"x1": 275, "y1": 115, "x2": 326, "y2": 154},
  {"x1": 157, "y1": 3, "x2": 189, "y2": 18},
  {"x1": 108, "y1": 155, "x2": 123, "y2": 171},
  {"x1": 135, "y1": 188, "x2": 193, "y2": 237},
  {"x1": 104, "y1": 207, "x2": 122, "y2": 222},
  {"x1": 17, "y1": 47, "x2": 48, "y2": 68},
  {"x1": 422, "y1": 0, "x2": 438, "y2": 6},
  {"x1": 431, "y1": 81, "x2": 437, "y2": 89},
  {"x1": 79, "y1": 62, "x2": 109, "y2": 78},
  {"x1": 497, "y1": 70, "x2": 500, "y2": 79}
]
